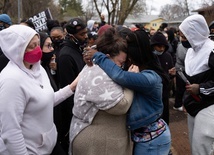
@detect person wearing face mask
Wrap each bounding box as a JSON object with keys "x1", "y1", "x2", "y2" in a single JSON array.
[
  {"x1": 0, "y1": 25, "x2": 78, "y2": 155},
  {"x1": 50, "y1": 27, "x2": 65, "y2": 58},
  {"x1": 0, "y1": 14, "x2": 12, "y2": 31},
  {"x1": 49, "y1": 27, "x2": 65, "y2": 87},
  {"x1": 179, "y1": 14, "x2": 214, "y2": 155},
  {"x1": 39, "y1": 32, "x2": 58, "y2": 90},
  {"x1": 150, "y1": 32, "x2": 175, "y2": 126},
  {"x1": 208, "y1": 21, "x2": 214, "y2": 41},
  {"x1": 39, "y1": 32, "x2": 67, "y2": 155},
  {"x1": 0, "y1": 14, "x2": 12, "y2": 71},
  {"x1": 57, "y1": 18, "x2": 87, "y2": 154}
]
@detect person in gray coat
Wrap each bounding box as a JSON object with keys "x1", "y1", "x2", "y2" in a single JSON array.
[{"x1": 173, "y1": 43, "x2": 187, "y2": 111}]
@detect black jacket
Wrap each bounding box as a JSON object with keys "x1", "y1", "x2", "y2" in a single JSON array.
[
  {"x1": 0, "y1": 48, "x2": 9, "y2": 72},
  {"x1": 183, "y1": 52, "x2": 214, "y2": 116},
  {"x1": 156, "y1": 51, "x2": 174, "y2": 98},
  {"x1": 57, "y1": 38, "x2": 85, "y2": 151}
]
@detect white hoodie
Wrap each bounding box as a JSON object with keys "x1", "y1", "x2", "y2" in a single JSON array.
[
  {"x1": 179, "y1": 14, "x2": 214, "y2": 76},
  {"x1": 0, "y1": 25, "x2": 73, "y2": 154}
]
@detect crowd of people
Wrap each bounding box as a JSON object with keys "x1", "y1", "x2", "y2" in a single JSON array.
[{"x1": 0, "y1": 12, "x2": 214, "y2": 155}]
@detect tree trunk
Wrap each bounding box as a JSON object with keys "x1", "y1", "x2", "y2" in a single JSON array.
[
  {"x1": 0, "y1": 0, "x2": 12, "y2": 14},
  {"x1": 117, "y1": 0, "x2": 138, "y2": 25}
]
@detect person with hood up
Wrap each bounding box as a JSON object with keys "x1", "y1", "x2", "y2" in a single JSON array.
[
  {"x1": 87, "y1": 19, "x2": 99, "y2": 32},
  {"x1": 179, "y1": 14, "x2": 214, "y2": 155},
  {"x1": 150, "y1": 31, "x2": 175, "y2": 125},
  {"x1": 0, "y1": 25, "x2": 77, "y2": 155}
]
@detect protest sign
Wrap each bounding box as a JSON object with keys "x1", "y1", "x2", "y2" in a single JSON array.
[{"x1": 29, "y1": 8, "x2": 52, "y2": 32}]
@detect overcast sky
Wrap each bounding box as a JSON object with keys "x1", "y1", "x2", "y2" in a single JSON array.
[{"x1": 147, "y1": 0, "x2": 204, "y2": 15}]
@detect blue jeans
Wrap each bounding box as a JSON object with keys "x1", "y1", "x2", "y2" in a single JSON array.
[{"x1": 133, "y1": 124, "x2": 171, "y2": 155}]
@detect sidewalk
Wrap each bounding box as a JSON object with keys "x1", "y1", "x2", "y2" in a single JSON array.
[{"x1": 169, "y1": 98, "x2": 191, "y2": 155}]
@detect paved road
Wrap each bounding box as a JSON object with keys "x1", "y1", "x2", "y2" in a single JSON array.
[{"x1": 169, "y1": 98, "x2": 191, "y2": 155}]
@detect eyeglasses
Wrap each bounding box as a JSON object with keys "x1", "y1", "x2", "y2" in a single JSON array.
[{"x1": 44, "y1": 43, "x2": 53, "y2": 49}]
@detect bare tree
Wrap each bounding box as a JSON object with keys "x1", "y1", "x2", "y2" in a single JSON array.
[
  {"x1": 2, "y1": 0, "x2": 59, "y2": 23},
  {"x1": 59, "y1": 0, "x2": 84, "y2": 19},
  {"x1": 84, "y1": 0, "x2": 97, "y2": 21},
  {"x1": 0, "y1": 0, "x2": 11, "y2": 13},
  {"x1": 92, "y1": 0, "x2": 139, "y2": 25},
  {"x1": 159, "y1": 1, "x2": 189, "y2": 20},
  {"x1": 201, "y1": 0, "x2": 214, "y2": 6},
  {"x1": 182, "y1": 0, "x2": 190, "y2": 16},
  {"x1": 0, "y1": 0, "x2": 12, "y2": 14},
  {"x1": 159, "y1": 4, "x2": 173, "y2": 20},
  {"x1": 93, "y1": 0, "x2": 118, "y2": 24},
  {"x1": 117, "y1": 0, "x2": 138, "y2": 24},
  {"x1": 129, "y1": 0, "x2": 147, "y2": 16}
]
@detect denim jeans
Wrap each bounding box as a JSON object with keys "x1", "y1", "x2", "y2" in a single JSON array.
[{"x1": 133, "y1": 124, "x2": 171, "y2": 155}]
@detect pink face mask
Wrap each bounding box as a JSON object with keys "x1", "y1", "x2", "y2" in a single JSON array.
[{"x1": 24, "y1": 46, "x2": 42, "y2": 64}]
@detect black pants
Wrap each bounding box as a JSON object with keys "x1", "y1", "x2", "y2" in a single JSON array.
[
  {"x1": 174, "y1": 73, "x2": 186, "y2": 108},
  {"x1": 51, "y1": 142, "x2": 67, "y2": 155},
  {"x1": 161, "y1": 96, "x2": 169, "y2": 125}
]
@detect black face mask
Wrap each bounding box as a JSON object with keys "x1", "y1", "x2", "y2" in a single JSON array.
[
  {"x1": 41, "y1": 51, "x2": 54, "y2": 65},
  {"x1": 181, "y1": 40, "x2": 191, "y2": 48},
  {"x1": 0, "y1": 25, "x2": 5, "y2": 31},
  {"x1": 209, "y1": 33, "x2": 214, "y2": 41}
]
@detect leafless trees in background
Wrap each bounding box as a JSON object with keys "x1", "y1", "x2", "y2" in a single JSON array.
[{"x1": 1, "y1": 0, "x2": 214, "y2": 25}]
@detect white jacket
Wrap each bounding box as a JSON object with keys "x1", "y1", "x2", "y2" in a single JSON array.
[{"x1": 0, "y1": 25, "x2": 73, "y2": 154}]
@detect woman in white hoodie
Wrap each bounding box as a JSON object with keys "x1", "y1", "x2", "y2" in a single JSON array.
[{"x1": 0, "y1": 25, "x2": 77, "y2": 155}]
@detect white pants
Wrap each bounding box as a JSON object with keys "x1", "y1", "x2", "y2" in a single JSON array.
[{"x1": 188, "y1": 105, "x2": 214, "y2": 155}]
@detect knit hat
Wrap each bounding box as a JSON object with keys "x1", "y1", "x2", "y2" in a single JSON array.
[
  {"x1": 98, "y1": 24, "x2": 112, "y2": 36},
  {"x1": 0, "y1": 14, "x2": 12, "y2": 25},
  {"x1": 150, "y1": 32, "x2": 169, "y2": 50},
  {"x1": 38, "y1": 32, "x2": 49, "y2": 49},
  {"x1": 66, "y1": 18, "x2": 86, "y2": 34}
]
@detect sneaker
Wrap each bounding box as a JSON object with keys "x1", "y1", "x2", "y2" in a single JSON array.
[
  {"x1": 173, "y1": 106, "x2": 183, "y2": 111},
  {"x1": 168, "y1": 149, "x2": 173, "y2": 155}
]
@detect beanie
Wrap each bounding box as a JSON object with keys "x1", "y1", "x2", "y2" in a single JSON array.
[
  {"x1": 38, "y1": 32, "x2": 49, "y2": 49},
  {"x1": 66, "y1": 18, "x2": 86, "y2": 34},
  {"x1": 0, "y1": 14, "x2": 12, "y2": 25},
  {"x1": 98, "y1": 24, "x2": 112, "y2": 36},
  {"x1": 150, "y1": 32, "x2": 169, "y2": 50}
]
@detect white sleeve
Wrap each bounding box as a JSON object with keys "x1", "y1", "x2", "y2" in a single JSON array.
[{"x1": 54, "y1": 85, "x2": 74, "y2": 106}]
